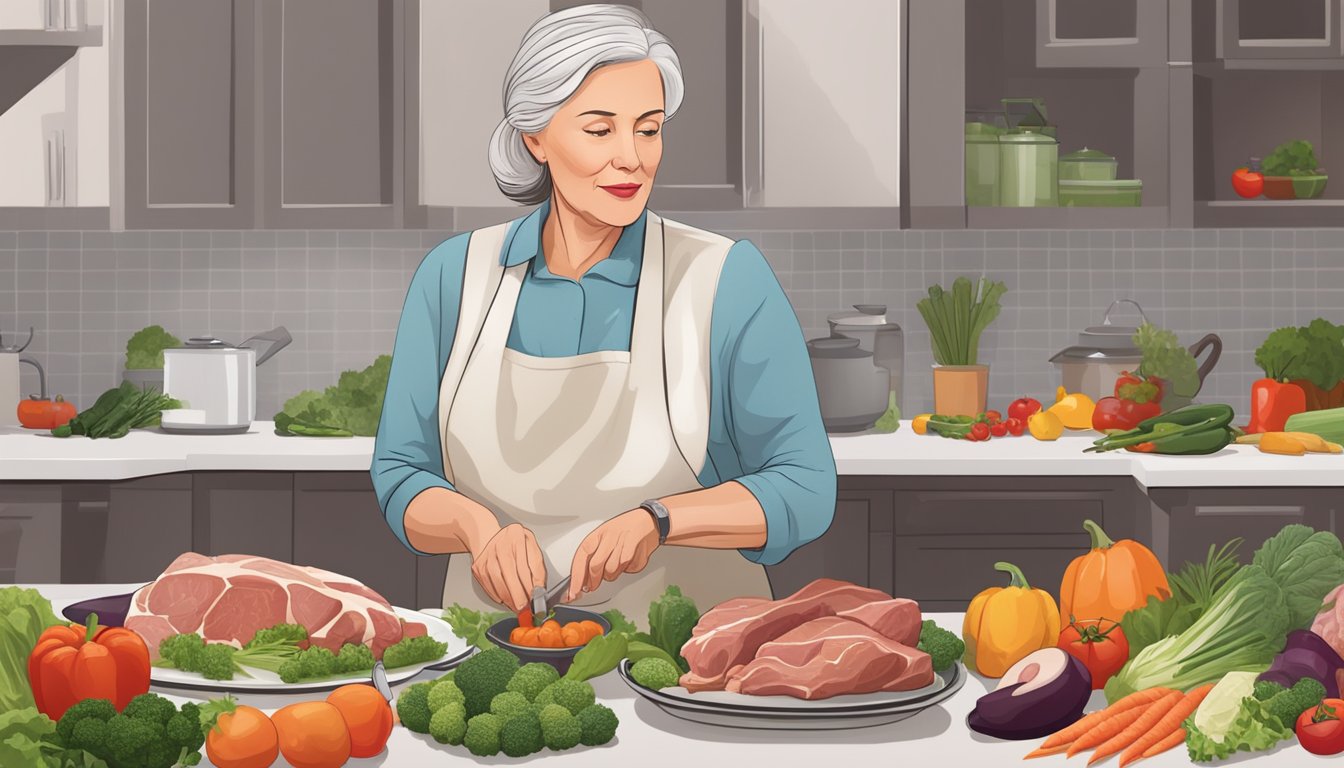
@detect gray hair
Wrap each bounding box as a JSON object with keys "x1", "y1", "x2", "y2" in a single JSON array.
[{"x1": 488, "y1": 4, "x2": 684, "y2": 205}]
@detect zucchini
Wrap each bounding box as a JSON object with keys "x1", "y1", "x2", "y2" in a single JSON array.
[{"x1": 1283, "y1": 407, "x2": 1344, "y2": 445}]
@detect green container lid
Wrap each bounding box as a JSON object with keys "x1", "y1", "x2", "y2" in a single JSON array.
[
  {"x1": 1061, "y1": 147, "x2": 1115, "y2": 163},
  {"x1": 965, "y1": 121, "x2": 1004, "y2": 140},
  {"x1": 1000, "y1": 131, "x2": 1057, "y2": 145}
]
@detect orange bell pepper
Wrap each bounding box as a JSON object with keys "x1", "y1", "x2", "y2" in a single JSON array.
[{"x1": 27, "y1": 613, "x2": 151, "y2": 720}]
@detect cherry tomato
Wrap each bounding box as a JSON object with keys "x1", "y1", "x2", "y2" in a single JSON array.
[
  {"x1": 990, "y1": 421, "x2": 1008, "y2": 438},
  {"x1": 1232, "y1": 166, "x2": 1264, "y2": 199},
  {"x1": 1008, "y1": 397, "x2": 1042, "y2": 421},
  {"x1": 970, "y1": 422, "x2": 991, "y2": 442},
  {"x1": 1058, "y1": 618, "x2": 1128, "y2": 690},
  {"x1": 984, "y1": 410, "x2": 1002, "y2": 425},
  {"x1": 1297, "y1": 698, "x2": 1344, "y2": 755},
  {"x1": 1005, "y1": 417, "x2": 1026, "y2": 437}
]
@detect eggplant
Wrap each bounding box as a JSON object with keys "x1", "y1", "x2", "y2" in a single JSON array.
[
  {"x1": 1258, "y1": 629, "x2": 1344, "y2": 699},
  {"x1": 968, "y1": 648, "x2": 1092, "y2": 740}
]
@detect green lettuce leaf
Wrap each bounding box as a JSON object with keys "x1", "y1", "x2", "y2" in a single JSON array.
[
  {"x1": 274, "y1": 355, "x2": 391, "y2": 437},
  {"x1": 564, "y1": 631, "x2": 628, "y2": 682},
  {"x1": 441, "y1": 604, "x2": 510, "y2": 651},
  {"x1": 0, "y1": 588, "x2": 63, "y2": 712},
  {"x1": 1252, "y1": 524, "x2": 1344, "y2": 630},
  {"x1": 1184, "y1": 696, "x2": 1293, "y2": 763}
]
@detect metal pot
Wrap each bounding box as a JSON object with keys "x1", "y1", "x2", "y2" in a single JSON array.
[
  {"x1": 828, "y1": 304, "x2": 904, "y2": 414},
  {"x1": 0, "y1": 327, "x2": 45, "y2": 428},
  {"x1": 1049, "y1": 300, "x2": 1222, "y2": 404},
  {"x1": 808, "y1": 337, "x2": 889, "y2": 433},
  {"x1": 161, "y1": 327, "x2": 291, "y2": 433}
]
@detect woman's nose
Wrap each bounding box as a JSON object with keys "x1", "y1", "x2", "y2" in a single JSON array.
[{"x1": 610, "y1": 131, "x2": 639, "y2": 172}]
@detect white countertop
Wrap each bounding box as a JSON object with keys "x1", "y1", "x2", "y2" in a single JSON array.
[
  {"x1": 2, "y1": 421, "x2": 1342, "y2": 487},
  {"x1": 24, "y1": 584, "x2": 1319, "y2": 768}
]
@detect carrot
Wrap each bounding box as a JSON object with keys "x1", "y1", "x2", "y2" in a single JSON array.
[
  {"x1": 1065, "y1": 706, "x2": 1147, "y2": 757},
  {"x1": 1140, "y1": 729, "x2": 1186, "y2": 759},
  {"x1": 1038, "y1": 687, "x2": 1175, "y2": 751},
  {"x1": 1023, "y1": 744, "x2": 1070, "y2": 759},
  {"x1": 1088, "y1": 690, "x2": 1183, "y2": 764},
  {"x1": 1118, "y1": 684, "x2": 1214, "y2": 768}
]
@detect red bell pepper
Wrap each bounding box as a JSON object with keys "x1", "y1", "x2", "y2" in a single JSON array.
[
  {"x1": 1115, "y1": 371, "x2": 1164, "y2": 405},
  {"x1": 27, "y1": 613, "x2": 151, "y2": 720},
  {"x1": 1246, "y1": 378, "x2": 1307, "y2": 433},
  {"x1": 1092, "y1": 396, "x2": 1163, "y2": 433}
]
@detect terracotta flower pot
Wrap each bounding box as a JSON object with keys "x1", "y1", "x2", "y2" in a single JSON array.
[{"x1": 933, "y1": 364, "x2": 989, "y2": 417}]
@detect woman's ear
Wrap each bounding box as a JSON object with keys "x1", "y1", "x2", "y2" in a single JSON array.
[{"x1": 522, "y1": 132, "x2": 547, "y2": 165}]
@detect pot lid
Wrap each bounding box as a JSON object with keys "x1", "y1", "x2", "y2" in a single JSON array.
[
  {"x1": 808, "y1": 337, "x2": 870, "y2": 359},
  {"x1": 1000, "y1": 131, "x2": 1057, "y2": 144},
  {"x1": 1061, "y1": 147, "x2": 1115, "y2": 163},
  {"x1": 182, "y1": 336, "x2": 240, "y2": 349},
  {"x1": 828, "y1": 304, "x2": 889, "y2": 327},
  {"x1": 965, "y1": 122, "x2": 1004, "y2": 139},
  {"x1": 1052, "y1": 299, "x2": 1151, "y2": 359}
]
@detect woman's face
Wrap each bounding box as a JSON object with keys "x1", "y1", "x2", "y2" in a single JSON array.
[{"x1": 523, "y1": 59, "x2": 665, "y2": 226}]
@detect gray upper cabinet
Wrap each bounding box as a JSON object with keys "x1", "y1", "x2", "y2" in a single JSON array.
[
  {"x1": 1035, "y1": 0, "x2": 1169, "y2": 68},
  {"x1": 122, "y1": 0, "x2": 256, "y2": 229},
  {"x1": 744, "y1": 0, "x2": 901, "y2": 208},
  {"x1": 258, "y1": 0, "x2": 403, "y2": 227},
  {"x1": 1217, "y1": 0, "x2": 1344, "y2": 61}
]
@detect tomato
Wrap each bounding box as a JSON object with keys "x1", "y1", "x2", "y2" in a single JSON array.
[
  {"x1": 970, "y1": 422, "x2": 991, "y2": 442},
  {"x1": 272, "y1": 701, "x2": 351, "y2": 768},
  {"x1": 206, "y1": 703, "x2": 280, "y2": 768},
  {"x1": 1297, "y1": 699, "x2": 1344, "y2": 755},
  {"x1": 1232, "y1": 166, "x2": 1264, "y2": 199},
  {"x1": 17, "y1": 395, "x2": 77, "y2": 430},
  {"x1": 1004, "y1": 417, "x2": 1026, "y2": 437},
  {"x1": 1007, "y1": 397, "x2": 1042, "y2": 422},
  {"x1": 328, "y1": 684, "x2": 393, "y2": 759},
  {"x1": 517, "y1": 608, "x2": 534, "y2": 629},
  {"x1": 984, "y1": 410, "x2": 1002, "y2": 425},
  {"x1": 990, "y1": 421, "x2": 1008, "y2": 438},
  {"x1": 1058, "y1": 618, "x2": 1128, "y2": 690}
]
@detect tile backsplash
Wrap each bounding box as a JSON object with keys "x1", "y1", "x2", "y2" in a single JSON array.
[{"x1": 2, "y1": 228, "x2": 1342, "y2": 424}]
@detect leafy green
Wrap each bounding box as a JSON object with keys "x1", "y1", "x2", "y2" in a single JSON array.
[
  {"x1": 1262, "y1": 139, "x2": 1319, "y2": 177},
  {"x1": 274, "y1": 355, "x2": 391, "y2": 437},
  {"x1": 916, "y1": 276, "x2": 1008, "y2": 366},
  {"x1": 1254, "y1": 327, "x2": 1310, "y2": 381},
  {"x1": 648, "y1": 585, "x2": 698, "y2": 674},
  {"x1": 382, "y1": 635, "x2": 448, "y2": 669},
  {"x1": 124, "y1": 325, "x2": 181, "y2": 370},
  {"x1": 1251, "y1": 524, "x2": 1344, "y2": 630},
  {"x1": 873, "y1": 394, "x2": 901, "y2": 433},
  {"x1": 1185, "y1": 686, "x2": 1292, "y2": 762},
  {"x1": 1134, "y1": 323, "x2": 1201, "y2": 399},
  {"x1": 1120, "y1": 538, "x2": 1243, "y2": 660},
  {"x1": 51, "y1": 382, "x2": 182, "y2": 439},
  {"x1": 1288, "y1": 319, "x2": 1344, "y2": 390},
  {"x1": 564, "y1": 631, "x2": 628, "y2": 682},
  {"x1": 599, "y1": 610, "x2": 637, "y2": 637},
  {"x1": 1104, "y1": 565, "x2": 1289, "y2": 704},
  {"x1": 0, "y1": 588, "x2": 64, "y2": 712},
  {"x1": 443, "y1": 604, "x2": 510, "y2": 651}
]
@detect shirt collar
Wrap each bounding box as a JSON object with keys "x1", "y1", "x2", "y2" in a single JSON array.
[{"x1": 500, "y1": 198, "x2": 646, "y2": 287}]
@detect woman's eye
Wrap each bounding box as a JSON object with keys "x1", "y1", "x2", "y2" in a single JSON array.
[
  {"x1": 638, "y1": 128, "x2": 660, "y2": 137},
  {"x1": 585, "y1": 129, "x2": 610, "y2": 137}
]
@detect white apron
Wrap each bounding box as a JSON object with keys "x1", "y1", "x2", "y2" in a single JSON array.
[{"x1": 437, "y1": 212, "x2": 773, "y2": 616}]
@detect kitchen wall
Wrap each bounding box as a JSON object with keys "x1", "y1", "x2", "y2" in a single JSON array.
[{"x1": 1, "y1": 227, "x2": 1341, "y2": 423}]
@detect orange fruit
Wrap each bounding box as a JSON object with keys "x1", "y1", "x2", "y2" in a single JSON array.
[
  {"x1": 271, "y1": 701, "x2": 351, "y2": 768},
  {"x1": 561, "y1": 626, "x2": 583, "y2": 647},
  {"x1": 205, "y1": 703, "x2": 279, "y2": 768},
  {"x1": 327, "y1": 684, "x2": 394, "y2": 759},
  {"x1": 523, "y1": 627, "x2": 541, "y2": 646},
  {"x1": 538, "y1": 625, "x2": 563, "y2": 648},
  {"x1": 579, "y1": 621, "x2": 605, "y2": 641},
  {"x1": 509, "y1": 626, "x2": 527, "y2": 644}
]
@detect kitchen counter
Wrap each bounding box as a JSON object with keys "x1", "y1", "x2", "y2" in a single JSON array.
[
  {"x1": 23, "y1": 584, "x2": 1324, "y2": 768},
  {"x1": 3, "y1": 421, "x2": 1342, "y2": 486}
]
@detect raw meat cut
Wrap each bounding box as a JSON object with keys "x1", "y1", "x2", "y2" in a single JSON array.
[
  {"x1": 836, "y1": 598, "x2": 921, "y2": 647},
  {"x1": 723, "y1": 616, "x2": 934, "y2": 699},
  {"x1": 1313, "y1": 583, "x2": 1344, "y2": 658},
  {"x1": 124, "y1": 552, "x2": 425, "y2": 659},
  {"x1": 680, "y1": 578, "x2": 892, "y2": 691}
]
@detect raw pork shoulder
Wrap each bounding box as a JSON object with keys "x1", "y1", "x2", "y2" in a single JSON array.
[{"x1": 124, "y1": 552, "x2": 426, "y2": 659}]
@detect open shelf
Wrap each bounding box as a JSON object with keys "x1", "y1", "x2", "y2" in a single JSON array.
[
  {"x1": 968, "y1": 206, "x2": 1170, "y2": 229},
  {"x1": 0, "y1": 27, "x2": 102, "y2": 47},
  {"x1": 1195, "y1": 199, "x2": 1344, "y2": 227}
]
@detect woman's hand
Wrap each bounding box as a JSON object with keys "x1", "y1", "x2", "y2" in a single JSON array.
[
  {"x1": 470, "y1": 523, "x2": 547, "y2": 612},
  {"x1": 566, "y1": 510, "x2": 659, "y2": 601}
]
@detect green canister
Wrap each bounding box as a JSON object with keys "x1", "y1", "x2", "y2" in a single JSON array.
[
  {"x1": 998, "y1": 130, "x2": 1058, "y2": 207},
  {"x1": 965, "y1": 122, "x2": 1003, "y2": 207}
]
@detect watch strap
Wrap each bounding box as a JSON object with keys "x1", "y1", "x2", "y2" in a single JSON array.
[{"x1": 639, "y1": 499, "x2": 671, "y2": 545}]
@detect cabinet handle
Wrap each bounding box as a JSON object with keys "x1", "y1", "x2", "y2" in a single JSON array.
[{"x1": 758, "y1": 18, "x2": 765, "y2": 192}]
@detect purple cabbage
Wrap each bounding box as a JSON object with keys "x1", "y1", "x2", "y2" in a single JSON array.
[{"x1": 1257, "y1": 629, "x2": 1344, "y2": 698}]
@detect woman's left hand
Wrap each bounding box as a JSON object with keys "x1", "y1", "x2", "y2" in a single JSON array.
[{"x1": 566, "y1": 509, "x2": 659, "y2": 601}]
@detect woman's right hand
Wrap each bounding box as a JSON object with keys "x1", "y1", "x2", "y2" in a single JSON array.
[{"x1": 469, "y1": 523, "x2": 547, "y2": 612}]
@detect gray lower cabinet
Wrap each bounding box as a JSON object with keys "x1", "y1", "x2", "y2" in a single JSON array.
[
  {"x1": 0, "y1": 484, "x2": 63, "y2": 584},
  {"x1": 61, "y1": 476, "x2": 193, "y2": 583},
  {"x1": 1147, "y1": 487, "x2": 1343, "y2": 570},
  {"x1": 192, "y1": 472, "x2": 294, "y2": 562}
]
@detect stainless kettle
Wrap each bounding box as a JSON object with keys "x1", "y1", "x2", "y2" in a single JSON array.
[{"x1": 1, "y1": 327, "x2": 46, "y2": 428}]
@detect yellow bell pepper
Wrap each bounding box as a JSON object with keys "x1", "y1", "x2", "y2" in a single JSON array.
[
  {"x1": 1048, "y1": 386, "x2": 1097, "y2": 430},
  {"x1": 962, "y1": 561, "x2": 1061, "y2": 678},
  {"x1": 912, "y1": 414, "x2": 932, "y2": 435},
  {"x1": 1028, "y1": 409, "x2": 1064, "y2": 441}
]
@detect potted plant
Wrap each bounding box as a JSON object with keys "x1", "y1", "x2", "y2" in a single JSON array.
[
  {"x1": 1262, "y1": 139, "x2": 1327, "y2": 200},
  {"x1": 122, "y1": 325, "x2": 181, "y2": 392},
  {"x1": 916, "y1": 276, "x2": 1007, "y2": 416}
]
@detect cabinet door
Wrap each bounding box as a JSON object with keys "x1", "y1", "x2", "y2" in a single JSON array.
[
  {"x1": 123, "y1": 0, "x2": 256, "y2": 229},
  {"x1": 1149, "y1": 488, "x2": 1341, "y2": 570},
  {"x1": 293, "y1": 473, "x2": 440, "y2": 609},
  {"x1": 1036, "y1": 0, "x2": 1169, "y2": 67},
  {"x1": 744, "y1": 0, "x2": 901, "y2": 207},
  {"x1": 61, "y1": 478, "x2": 194, "y2": 583},
  {"x1": 192, "y1": 473, "x2": 293, "y2": 562},
  {"x1": 764, "y1": 490, "x2": 889, "y2": 598},
  {"x1": 1217, "y1": 0, "x2": 1344, "y2": 60},
  {"x1": 0, "y1": 484, "x2": 63, "y2": 583},
  {"x1": 259, "y1": 0, "x2": 403, "y2": 227}
]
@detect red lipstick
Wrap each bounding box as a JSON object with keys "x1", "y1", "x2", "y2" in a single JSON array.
[{"x1": 600, "y1": 183, "x2": 641, "y2": 199}]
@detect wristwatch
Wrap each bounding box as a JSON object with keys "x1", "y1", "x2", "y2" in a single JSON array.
[{"x1": 638, "y1": 499, "x2": 671, "y2": 545}]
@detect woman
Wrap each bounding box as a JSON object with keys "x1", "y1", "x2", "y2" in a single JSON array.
[{"x1": 372, "y1": 4, "x2": 835, "y2": 616}]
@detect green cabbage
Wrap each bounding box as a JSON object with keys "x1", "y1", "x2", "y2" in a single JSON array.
[
  {"x1": 1252, "y1": 524, "x2": 1344, "y2": 631},
  {"x1": 1185, "y1": 672, "x2": 1293, "y2": 763},
  {"x1": 0, "y1": 588, "x2": 63, "y2": 712}
]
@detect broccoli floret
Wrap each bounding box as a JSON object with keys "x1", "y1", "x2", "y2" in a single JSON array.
[
  {"x1": 490, "y1": 691, "x2": 533, "y2": 722},
  {"x1": 156, "y1": 633, "x2": 206, "y2": 672},
  {"x1": 334, "y1": 643, "x2": 376, "y2": 674},
  {"x1": 277, "y1": 646, "x2": 337, "y2": 683},
  {"x1": 917, "y1": 620, "x2": 967, "y2": 673},
  {"x1": 396, "y1": 681, "x2": 435, "y2": 734},
  {"x1": 246, "y1": 623, "x2": 308, "y2": 648},
  {"x1": 535, "y1": 679, "x2": 595, "y2": 716},
  {"x1": 193, "y1": 644, "x2": 238, "y2": 681},
  {"x1": 427, "y1": 679, "x2": 466, "y2": 713},
  {"x1": 1254, "y1": 679, "x2": 1287, "y2": 702},
  {"x1": 56, "y1": 698, "x2": 116, "y2": 746},
  {"x1": 428, "y1": 701, "x2": 468, "y2": 745},
  {"x1": 576, "y1": 703, "x2": 619, "y2": 746},
  {"x1": 454, "y1": 647, "x2": 521, "y2": 717},
  {"x1": 105, "y1": 713, "x2": 164, "y2": 767},
  {"x1": 463, "y1": 713, "x2": 503, "y2": 757},
  {"x1": 648, "y1": 585, "x2": 698, "y2": 670},
  {"x1": 382, "y1": 635, "x2": 448, "y2": 669},
  {"x1": 629, "y1": 657, "x2": 681, "y2": 690},
  {"x1": 538, "y1": 703, "x2": 582, "y2": 751},
  {"x1": 67, "y1": 717, "x2": 110, "y2": 754},
  {"x1": 506, "y1": 662, "x2": 561, "y2": 702},
  {"x1": 123, "y1": 693, "x2": 178, "y2": 725},
  {"x1": 166, "y1": 708, "x2": 205, "y2": 754},
  {"x1": 1266, "y1": 677, "x2": 1328, "y2": 728},
  {"x1": 498, "y1": 710, "x2": 544, "y2": 757}
]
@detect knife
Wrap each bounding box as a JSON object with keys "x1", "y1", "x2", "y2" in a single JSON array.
[
  {"x1": 371, "y1": 661, "x2": 392, "y2": 703},
  {"x1": 530, "y1": 575, "x2": 572, "y2": 619}
]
